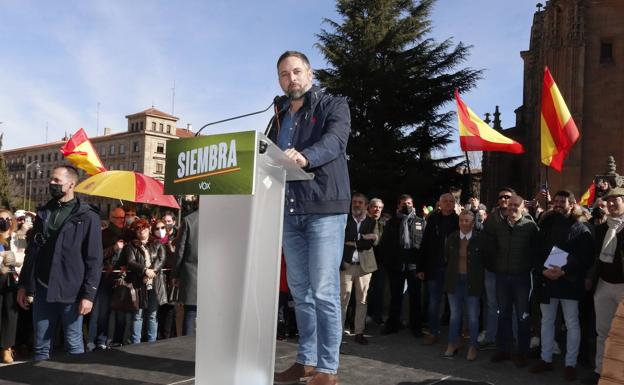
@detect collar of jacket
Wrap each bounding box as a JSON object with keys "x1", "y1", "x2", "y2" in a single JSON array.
[{"x1": 278, "y1": 85, "x2": 323, "y2": 117}]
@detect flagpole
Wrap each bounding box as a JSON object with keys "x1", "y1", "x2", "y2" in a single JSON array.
[{"x1": 464, "y1": 151, "x2": 473, "y2": 197}]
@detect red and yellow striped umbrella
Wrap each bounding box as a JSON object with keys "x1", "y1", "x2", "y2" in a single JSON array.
[{"x1": 75, "y1": 171, "x2": 180, "y2": 209}]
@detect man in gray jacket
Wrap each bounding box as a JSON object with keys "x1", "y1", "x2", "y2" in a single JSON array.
[{"x1": 172, "y1": 200, "x2": 198, "y2": 336}]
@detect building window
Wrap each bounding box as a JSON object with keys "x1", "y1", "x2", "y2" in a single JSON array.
[
  {"x1": 131, "y1": 122, "x2": 135, "y2": 131},
  {"x1": 156, "y1": 163, "x2": 163, "y2": 174},
  {"x1": 140, "y1": 121, "x2": 144, "y2": 131},
  {"x1": 132, "y1": 162, "x2": 138, "y2": 171},
  {"x1": 159, "y1": 123, "x2": 164, "y2": 132},
  {"x1": 27, "y1": 172, "x2": 30, "y2": 179},
  {"x1": 46, "y1": 170, "x2": 50, "y2": 178},
  {"x1": 133, "y1": 141, "x2": 140, "y2": 152},
  {"x1": 47, "y1": 153, "x2": 51, "y2": 162},
  {"x1": 28, "y1": 156, "x2": 31, "y2": 163},
  {"x1": 152, "y1": 122, "x2": 156, "y2": 131},
  {"x1": 166, "y1": 124, "x2": 171, "y2": 134},
  {"x1": 119, "y1": 144, "x2": 126, "y2": 154},
  {"x1": 156, "y1": 143, "x2": 165, "y2": 153},
  {"x1": 601, "y1": 41, "x2": 614, "y2": 63},
  {"x1": 100, "y1": 146, "x2": 106, "y2": 156},
  {"x1": 110, "y1": 144, "x2": 115, "y2": 155},
  {"x1": 118, "y1": 164, "x2": 124, "y2": 170},
  {"x1": 54, "y1": 153, "x2": 58, "y2": 161}
]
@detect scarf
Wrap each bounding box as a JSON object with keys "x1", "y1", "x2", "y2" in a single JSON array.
[
  {"x1": 398, "y1": 209, "x2": 417, "y2": 249},
  {"x1": 599, "y1": 215, "x2": 624, "y2": 263}
]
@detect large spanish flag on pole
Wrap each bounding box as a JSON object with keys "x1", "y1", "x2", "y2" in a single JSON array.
[
  {"x1": 60, "y1": 128, "x2": 107, "y2": 176},
  {"x1": 455, "y1": 90, "x2": 524, "y2": 153},
  {"x1": 541, "y1": 67, "x2": 580, "y2": 172}
]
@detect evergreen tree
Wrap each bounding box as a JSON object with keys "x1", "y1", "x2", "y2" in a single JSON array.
[{"x1": 316, "y1": 0, "x2": 481, "y2": 205}]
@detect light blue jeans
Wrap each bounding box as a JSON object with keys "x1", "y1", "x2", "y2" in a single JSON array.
[
  {"x1": 540, "y1": 298, "x2": 580, "y2": 367},
  {"x1": 283, "y1": 213, "x2": 347, "y2": 375},
  {"x1": 131, "y1": 289, "x2": 159, "y2": 344},
  {"x1": 448, "y1": 274, "x2": 480, "y2": 348},
  {"x1": 32, "y1": 282, "x2": 84, "y2": 360}
]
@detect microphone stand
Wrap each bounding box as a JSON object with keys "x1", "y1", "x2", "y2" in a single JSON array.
[{"x1": 194, "y1": 101, "x2": 276, "y2": 137}]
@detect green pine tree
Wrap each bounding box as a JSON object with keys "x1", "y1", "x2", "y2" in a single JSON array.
[{"x1": 316, "y1": 0, "x2": 481, "y2": 204}]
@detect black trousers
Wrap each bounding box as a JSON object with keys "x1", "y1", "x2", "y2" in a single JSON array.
[
  {"x1": 0, "y1": 287, "x2": 18, "y2": 348},
  {"x1": 386, "y1": 269, "x2": 421, "y2": 332}
]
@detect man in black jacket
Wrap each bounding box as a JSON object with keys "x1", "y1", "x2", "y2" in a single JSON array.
[
  {"x1": 421, "y1": 193, "x2": 459, "y2": 345},
  {"x1": 340, "y1": 193, "x2": 378, "y2": 345},
  {"x1": 530, "y1": 190, "x2": 593, "y2": 381},
  {"x1": 17, "y1": 165, "x2": 103, "y2": 360},
  {"x1": 270, "y1": 51, "x2": 350, "y2": 385},
  {"x1": 380, "y1": 194, "x2": 425, "y2": 337}
]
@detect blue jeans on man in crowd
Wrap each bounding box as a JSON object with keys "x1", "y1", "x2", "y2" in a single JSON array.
[
  {"x1": 540, "y1": 298, "x2": 580, "y2": 367},
  {"x1": 131, "y1": 289, "x2": 159, "y2": 344},
  {"x1": 426, "y1": 268, "x2": 446, "y2": 336},
  {"x1": 448, "y1": 274, "x2": 480, "y2": 348},
  {"x1": 183, "y1": 305, "x2": 197, "y2": 336},
  {"x1": 496, "y1": 272, "x2": 532, "y2": 355},
  {"x1": 32, "y1": 282, "x2": 84, "y2": 360},
  {"x1": 282, "y1": 213, "x2": 347, "y2": 375},
  {"x1": 484, "y1": 269, "x2": 498, "y2": 343}
]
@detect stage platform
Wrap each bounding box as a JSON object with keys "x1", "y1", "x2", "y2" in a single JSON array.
[{"x1": 0, "y1": 328, "x2": 596, "y2": 385}]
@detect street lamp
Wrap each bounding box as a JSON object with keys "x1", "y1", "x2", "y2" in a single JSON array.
[{"x1": 23, "y1": 160, "x2": 40, "y2": 210}]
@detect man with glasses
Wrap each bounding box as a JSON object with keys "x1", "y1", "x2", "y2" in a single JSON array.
[
  {"x1": 17, "y1": 165, "x2": 103, "y2": 360},
  {"x1": 488, "y1": 194, "x2": 538, "y2": 368},
  {"x1": 480, "y1": 187, "x2": 515, "y2": 349}
]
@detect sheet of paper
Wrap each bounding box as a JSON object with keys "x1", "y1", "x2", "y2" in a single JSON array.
[{"x1": 544, "y1": 246, "x2": 568, "y2": 268}]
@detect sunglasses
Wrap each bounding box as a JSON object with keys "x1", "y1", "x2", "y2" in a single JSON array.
[{"x1": 498, "y1": 195, "x2": 512, "y2": 200}]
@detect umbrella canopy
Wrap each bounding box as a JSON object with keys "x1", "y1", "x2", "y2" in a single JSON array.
[{"x1": 75, "y1": 171, "x2": 180, "y2": 209}]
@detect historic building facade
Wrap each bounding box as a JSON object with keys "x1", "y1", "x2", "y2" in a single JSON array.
[
  {"x1": 481, "y1": 0, "x2": 624, "y2": 207},
  {"x1": 2, "y1": 107, "x2": 193, "y2": 214}
]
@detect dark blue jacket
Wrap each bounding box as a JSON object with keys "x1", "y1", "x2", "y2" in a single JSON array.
[
  {"x1": 268, "y1": 85, "x2": 351, "y2": 215},
  {"x1": 20, "y1": 197, "x2": 103, "y2": 303}
]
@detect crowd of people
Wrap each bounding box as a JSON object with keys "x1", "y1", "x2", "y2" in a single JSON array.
[
  {"x1": 278, "y1": 184, "x2": 621, "y2": 385},
  {"x1": 0, "y1": 165, "x2": 199, "y2": 364}
]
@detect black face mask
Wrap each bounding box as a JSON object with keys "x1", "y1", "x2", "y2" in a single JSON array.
[
  {"x1": 401, "y1": 205, "x2": 412, "y2": 215},
  {"x1": 49, "y1": 183, "x2": 65, "y2": 200},
  {"x1": 0, "y1": 218, "x2": 10, "y2": 232}
]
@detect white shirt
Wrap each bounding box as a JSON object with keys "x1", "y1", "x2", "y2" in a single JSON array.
[
  {"x1": 351, "y1": 214, "x2": 366, "y2": 263},
  {"x1": 459, "y1": 231, "x2": 472, "y2": 240}
]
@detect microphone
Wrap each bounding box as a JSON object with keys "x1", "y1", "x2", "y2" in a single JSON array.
[
  {"x1": 263, "y1": 95, "x2": 289, "y2": 138},
  {"x1": 194, "y1": 96, "x2": 284, "y2": 137}
]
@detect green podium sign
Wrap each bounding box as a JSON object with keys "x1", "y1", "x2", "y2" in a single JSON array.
[{"x1": 164, "y1": 131, "x2": 257, "y2": 195}]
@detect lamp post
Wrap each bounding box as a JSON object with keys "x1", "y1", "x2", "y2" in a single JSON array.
[{"x1": 23, "y1": 160, "x2": 40, "y2": 210}]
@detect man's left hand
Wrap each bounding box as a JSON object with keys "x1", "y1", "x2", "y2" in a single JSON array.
[
  {"x1": 284, "y1": 148, "x2": 308, "y2": 168},
  {"x1": 78, "y1": 299, "x2": 93, "y2": 315}
]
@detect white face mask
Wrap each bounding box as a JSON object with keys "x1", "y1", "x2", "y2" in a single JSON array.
[{"x1": 158, "y1": 229, "x2": 167, "y2": 238}]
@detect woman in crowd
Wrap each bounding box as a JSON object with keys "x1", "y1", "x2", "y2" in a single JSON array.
[
  {"x1": 152, "y1": 219, "x2": 178, "y2": 339},
  {"x1": 123, "y1": 219, "x2": 167, "y2": 344},
  {"x1": 0, "y1": 209, "x2": 23, "y2": 363},
  {"x1": 443, "y1": 210, "x2": 484, "y2": 361}
]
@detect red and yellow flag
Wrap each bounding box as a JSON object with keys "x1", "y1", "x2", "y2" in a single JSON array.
[
  {"x1": 541, "y1": 67, "x2": 579, "y2": 172},
  {"x1": 455, "y1": 90, "x2": 524, "y2": 154},
  {"x1": 60, "y1": 128, "x2": 107, "y2": 176},
  {"x1": 579, "y1": 183, "x2": 596, "y2": 207}
]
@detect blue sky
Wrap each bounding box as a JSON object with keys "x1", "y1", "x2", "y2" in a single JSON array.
[{"x1": 0, "y1": 0, "x2": 537, "y2": 157}]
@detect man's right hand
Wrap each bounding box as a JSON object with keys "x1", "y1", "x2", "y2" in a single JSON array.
[{"x1": 17, "y1": 288, "x2": 30, "y2": 310}]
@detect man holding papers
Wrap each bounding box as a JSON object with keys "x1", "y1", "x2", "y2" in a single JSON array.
[{"x1": 531, "y1": 190, "x2": 593, "y2": 381}]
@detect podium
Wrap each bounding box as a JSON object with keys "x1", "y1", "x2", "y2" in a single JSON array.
[{"x1": 164, "y1": 131, "x2": 312, "y2": 385}]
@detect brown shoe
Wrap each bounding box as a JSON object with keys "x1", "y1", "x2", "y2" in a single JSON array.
[
  {"x1": 1, "y1": 348, "x2": 13, "y2": 364},
  {"x1": 354, "y1": 334, "x2": 368, "y2": 345},
  {"x1": 564, "y1": 366, "x2": 577, "y2": 382},
  {"x1": 529, "y1": 359, "x2": 553, "y2": 373},
  {"x1": 423, "y1": 334, "x2": 438, "y2": 345},
  {"x1": 466, "y1": 346, "x2": 478, "y2": 361},
  {"x1": 307, "y1": 372, "x2": 338, "y2": 385},
  {"x1": 274, "y1": 362, "x2": 316, "y2": 384}
]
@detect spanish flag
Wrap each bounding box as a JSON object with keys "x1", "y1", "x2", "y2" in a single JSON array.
[
  {"x1": 60, "y1": 128, "x2": 107, "y2": 175},
  {"x1": 455, "y1": 90, "x2": 524, "y2": 154},
  {"x1": 578, "y1": 183, "x2": 596, "y2": 207},
  {"x1": 541, "y1": 67, "x2": 580, "y2": 172}
]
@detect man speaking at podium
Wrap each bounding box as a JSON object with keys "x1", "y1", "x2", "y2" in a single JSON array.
[{"x1": 269, "y1": 51, "x2": 351, "y2": 385}]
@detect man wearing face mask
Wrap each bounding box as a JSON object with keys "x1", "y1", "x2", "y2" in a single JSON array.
[
  {"x1": 161, "y1": 212, "x2": 178, "y2": 240},
  {"x1": 531, "y1": 190, "x2": 593, "y2": 381},
  {"x1": 380, "y1": 194, "x2": 426, "y2": 337},
  {"x1": 17, "y1": 165, "x2": 103, "y2": 360}
]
